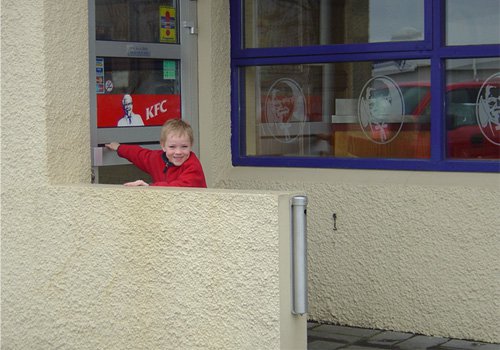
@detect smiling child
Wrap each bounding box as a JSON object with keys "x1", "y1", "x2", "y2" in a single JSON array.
[{"x1": 105, "y1": 119, "x2": 207, "y2": 188}]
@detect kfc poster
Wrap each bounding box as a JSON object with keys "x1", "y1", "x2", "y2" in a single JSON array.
[{"x1": 97, "y1": 94, "x2": 181, "y2": 128}]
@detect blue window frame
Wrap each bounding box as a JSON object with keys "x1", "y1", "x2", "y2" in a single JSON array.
[{"x1": 230, "y1": 0, "x2": 500, "y2": 172}]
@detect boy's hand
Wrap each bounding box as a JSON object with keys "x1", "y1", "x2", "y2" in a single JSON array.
[
  {"x1": 105, "y1": 142, "x2": 120, "y2": 151},
  {"x1": 124, "y1": 180, "x2": 149, "y2": 187}
]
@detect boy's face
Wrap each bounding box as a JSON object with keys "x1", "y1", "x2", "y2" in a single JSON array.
[{"x1": 162, "y1": 132, "x2": 192, "y2": 166}]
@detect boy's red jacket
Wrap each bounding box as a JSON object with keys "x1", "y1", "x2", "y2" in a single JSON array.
[{"x1": 117, "y1": 144, "x2": 207, "y2": 188}]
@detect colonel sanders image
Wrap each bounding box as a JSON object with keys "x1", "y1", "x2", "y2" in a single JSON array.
[
  {"x1": 117, "y1": 94, "x2": 144, "y2": 127},
  {"x1": 477, "y1": 75, "x2": 500, "y2": 145},
  {"x1": 265, "y1": 78, "x2": 306, "y2": 143},
  {"x1": 358, "y1": 76, "x2": 404, "y2": 144}
]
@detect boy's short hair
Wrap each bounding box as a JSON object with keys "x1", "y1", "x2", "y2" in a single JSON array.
[{"x1": 160, "y1": 118, "x2": 194, "y2": 145}]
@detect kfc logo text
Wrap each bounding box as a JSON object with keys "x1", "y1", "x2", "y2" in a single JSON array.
[{"x1": 146, "y1": 99, "x2": 169, "y2": 120}]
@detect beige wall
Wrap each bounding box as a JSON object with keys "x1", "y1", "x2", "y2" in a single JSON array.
[
  {"x1": 198, "y1": 0, "x2": 500, "y2": 343},
  {"x1": 2, "y1": 185, "x2": 306, "y2": 349},
  {"x1": 1, "y1": 1, "x2": 306, "y2": 349}
]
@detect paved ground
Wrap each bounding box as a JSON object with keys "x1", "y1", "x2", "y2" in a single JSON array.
[{"x1": 307, "y1": 322, "x2": 500, "y2": 350}]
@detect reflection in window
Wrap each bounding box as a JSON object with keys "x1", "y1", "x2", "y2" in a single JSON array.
[
  {"x1": 244, "y1": 59, "x2": 431, "y2": 159},
  {"x1": 445, "y1": 58, "x2": 500, "y2": 159},
  {"x1": 234, "y1": 0, "x2": 500, "y2": 171},
  {"x1": 97, "y1": 57, "x2": 180, "y2": 95},
  {"x1": 95, "y1": 0, "x2": 179, "y2": 43},
  {"x1": 243, "y1": 0, "x2": 424, "y2": 48},
  {"x1": 446, "y1": 0, "x2": 500, "y2": 46}
]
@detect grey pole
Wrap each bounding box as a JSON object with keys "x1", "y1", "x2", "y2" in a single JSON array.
[{"x1": 291, "y1": 195, "x2": 308, "y2": 315}]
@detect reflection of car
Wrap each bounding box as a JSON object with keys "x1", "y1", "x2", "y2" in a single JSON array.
[
  {"x1": 330, "y1": 80, "x2": 499, "y2": 159},
  {"x1": 373, "y1": 81, "x2": 499, "y2": 159}
]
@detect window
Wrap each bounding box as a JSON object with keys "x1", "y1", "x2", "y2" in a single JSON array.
[
  {"x1": 231, "y1": 0, "x2": 500, "y2": 172},
  {"x1": 95, "y1": 0, "x2": 179, "y2": 43},
  {"x1": 89, "y1": 0, "x2": 199, "y2": 183}
]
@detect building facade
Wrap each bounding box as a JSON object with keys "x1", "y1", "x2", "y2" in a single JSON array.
[{"x1": 1, "y1": 0, "x2": 499, "y2": 347}]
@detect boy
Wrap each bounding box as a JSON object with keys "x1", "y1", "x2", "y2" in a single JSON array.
[{"x1": 105, "y1": 119, "x2": 207, "y2": 188}]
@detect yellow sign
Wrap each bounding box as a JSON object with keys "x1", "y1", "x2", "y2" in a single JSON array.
[{"x1": 159, "y1": 6, "x2": 177, "y2": 43}]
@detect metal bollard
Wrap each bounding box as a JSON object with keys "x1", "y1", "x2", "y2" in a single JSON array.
[{"x1": 291, "y1": 195, "x2": 308, "y2": 315}]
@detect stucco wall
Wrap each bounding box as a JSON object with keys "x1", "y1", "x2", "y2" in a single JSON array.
[
  {"x1": 2, "y1": 186, "x2": 305, "y2": 349},
  {"x1": 1, "y1": 1, "x2": 306, "y2": 349},
  {"x1": 198, "y1": 0, "x2": 500, "y2": 343}
]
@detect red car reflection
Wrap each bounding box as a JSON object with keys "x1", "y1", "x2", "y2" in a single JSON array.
[{"x1": 400, "y1": 81, "x2": 500, "y2": 159}]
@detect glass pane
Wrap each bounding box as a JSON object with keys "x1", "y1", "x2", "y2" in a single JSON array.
[
  {"x1": 243, "y1": 59, "x2": 431, "y2": 159},
  {"x1": 95, "y1": 0, "x2": 179, "y2": 43},
  {"x1": 446, "y1": 0, "x2": 500, "y2": 45},
  {"x1": 96, "y1": 164, "x2": 152, "y2": 184},
  {"x1": 445, "y1": 58, "x2": 500, "y2": 159},
  {"x1": 243, "y1": 0, "x2": 424, "y2": 48},
  {"x1": 96, "y1": 57, "x2": 181, "y2": 128}
]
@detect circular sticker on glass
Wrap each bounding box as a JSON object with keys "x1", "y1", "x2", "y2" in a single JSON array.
[
  {"x1": 264, "y1": 78, "x2": 307, "y2": 143},
  {"x1": 476, "y1": 73, "x2": 500, "y2": 146},
  {"x1": 358, "y1": 76, "x2": 405, "y2": 144},
  {"x1": 105, "y1": 80, "x2": 114, "y2": 93}
]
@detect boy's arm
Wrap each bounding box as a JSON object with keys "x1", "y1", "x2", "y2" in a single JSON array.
[{"x1": 115, "y1": 144, "x2": 156, "y2": 175}]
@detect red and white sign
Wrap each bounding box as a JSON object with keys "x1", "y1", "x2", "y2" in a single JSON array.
[{"x1": 97, "y1": 94, "x2": 181, "y2": 128}]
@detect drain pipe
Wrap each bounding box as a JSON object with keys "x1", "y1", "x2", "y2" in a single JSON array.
[{"x1": 291, "y1": 195, "x2": 308, "y2": 315}]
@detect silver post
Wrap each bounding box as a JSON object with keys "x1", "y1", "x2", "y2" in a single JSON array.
[{"x1": 291, "y1": 195, "x2": 308, "y2": 315}]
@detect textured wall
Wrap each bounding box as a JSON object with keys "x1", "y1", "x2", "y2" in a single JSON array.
[
  {"x1": 44, "y1": 1, "x2": 92, "y2": 184},
  {"x1": 2, "y1": 186, "x2": 305, "y2": 349},
  {"x1": 1, "y1": 0, "x2": 91, "y2": 187},
  {"x1": 198, "y1": 0, "x2": 500, "y2": 343},
  {"x1": 2, "y1": 0, "x2": 50, "y2": 187},
  {"x1": 218, "y1": 178, "x2": 499, "y2": 342},
  {"x1": 198, "y1": 0, "x2": 232, "y2": 186},
  {"x1": 1, "y1": 0, "x2": 306, "y2": 348}
]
